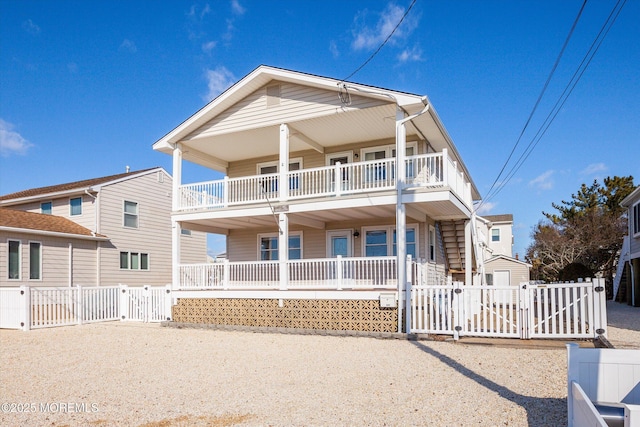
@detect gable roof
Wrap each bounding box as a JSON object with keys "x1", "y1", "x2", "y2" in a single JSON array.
[
  {"x1": 483, "y1": 214, "x2": 513, "y2": 223},
  {"x1": 0, "y1": 208, "x2": 108, "y2": 240},
  {"x1": 0, "y1": 167, "x2": 164, "y2": 205},
  {"x1": 152, "y1": 65, "x2": 480, "y2": 200},
  {"x1": 485, "y1": 254, "x2": 532, "y2": 268}
]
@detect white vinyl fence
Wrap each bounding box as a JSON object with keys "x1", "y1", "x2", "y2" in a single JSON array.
[
  {"x1": 0, "y1": 285, "x2": 172, "y2": 331},
  {"x1": 410, "y1": 279, "x2": 607, "y2": 340}
]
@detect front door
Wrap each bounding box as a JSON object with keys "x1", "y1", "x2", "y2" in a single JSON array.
[{"x1": 327, "y1": 230, "x2": 353, "y2": 257}]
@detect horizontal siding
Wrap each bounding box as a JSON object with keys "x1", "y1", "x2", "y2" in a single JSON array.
[
  {"x1": 191, "y1": 81, "x2": 387, "y2": 140},
  {"x1": 226, "y1": 137, "x2": 404, "y2": 179},
  {"x1": 485, "y1": 258, "x2": 530, "y2": 286},
  {"x1": 227, "y1": 218, "x2": 431, "y2": 262},
  {"x1": 98, "y1": 172, "x2": 174, "y2": 286},
  {"x1": 9, "y1": 194, "x2": 97, "y2": 232},
  {"x1": 0, "y1": 232, "x2": 97, "y2": 287},
  {"x1": 180, "y1": 231, "x2": 208, "y2": 264}
]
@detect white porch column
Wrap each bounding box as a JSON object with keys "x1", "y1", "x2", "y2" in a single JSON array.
[
  {"x1": 465, "y1": 219, "x2": 472, "y2": 286},
  {"x1": 172, "y1": 143, "x2": 183, "y2": 211},
  {"x1": 278, "y1": 213, "x2": 289, "y2": 290},
  {"x1": 396, "y1": 107, "x2": 408, "y2": 333},
  {"x1": 279, "y1": 124, "x2": 289, "y2": 202},
  {"x1": 172, "y1": 219, "x2": 181, "y2": 290}
]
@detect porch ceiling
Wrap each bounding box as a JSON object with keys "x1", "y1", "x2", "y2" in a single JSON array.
[
  {"x1": 178, "y1": 192, "x2": 469, "y2": 234},
  {"x1": 178, "y1": 102, "x2": 457, "y2": 171}
]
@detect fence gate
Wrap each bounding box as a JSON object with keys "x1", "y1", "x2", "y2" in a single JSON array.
[
  {"x1": 120, "y1": 285, "x2": 172, "y2": 323},
  {"x1": 410, "y1": 279, "x2": 607, "y2": 340}
]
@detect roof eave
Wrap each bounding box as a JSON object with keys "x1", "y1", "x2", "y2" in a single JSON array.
[{"x1": 0, "y1": 226, "x2": 109, "y2": 241}]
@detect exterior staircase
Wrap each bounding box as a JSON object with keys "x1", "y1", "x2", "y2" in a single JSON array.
[
  {"x1": 439, "y1": 220, "x2": 467, "y2": 273},
  {"x1": 613, "y1": 236, "x2": 630, "y2": 301}
]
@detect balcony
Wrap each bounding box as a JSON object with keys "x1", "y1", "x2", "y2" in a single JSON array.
[{"x1": 176, "y1": 150, "x2": 472, "y2": 213}]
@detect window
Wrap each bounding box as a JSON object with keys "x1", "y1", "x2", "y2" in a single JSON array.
[
  {"x1": 257, "y1": 159, "x2": 302, "y2": 193},
  {"x1": 8, "y1": 240, "x2": 20, "y2": 279},
  {"x1": 259, "y1": 233, "x2": 302, "y2": 260},
  {"x1": 362, "y1": 143, "x2": 417, "y2": 183},
  {"x1": 491, "y1": 228, "x2": 500, "y2": 242},
  {"x1": 70, "y1": 197, "x2": 82, "y2": 216},
  {"x1": 119, "y1": 251, "x2": 149, "y2": 270},
  {"x1": 29, "y1": 242, "x2": 41, "y2": 280},
  {"x1": 123, "y1": 201, "x2": 139, "y2": 228},
  {"x1": 41, "y1": 202, "x2": 52, "y2": 215},
  {"x1": 634, "y1": 202, "x2": 640, "y2": 236},
  {"x1": 428, "y1": 225, "x2": 436, "y2": 262},
  {"x1": 364, "y1": 225, "x2": 418, "y2": 258},
  {"x1": 181, "y1": 229, "x2": 192, "y2": 236}
]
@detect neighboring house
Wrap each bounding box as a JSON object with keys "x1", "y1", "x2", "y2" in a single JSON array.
[
  {"x1": 152, "y1": 65, "x2": 482, "y2": 332},
  {"x1": 0, "y1": 167, "x2": 207, "y2": 288},
  {"x1": 476, "y1": 214, "x2": 531, "y2": 287},
  {"x1": 616, "y1": 185, "x2": 640, "y2": 306}
]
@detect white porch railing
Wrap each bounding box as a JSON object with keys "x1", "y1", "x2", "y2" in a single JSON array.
[
  {"x1": 177, "y1": 150, "x2": 472, "y2": 211},
  {"x1": 178, "y1": 256, "x2": 398, "y2": 290}
]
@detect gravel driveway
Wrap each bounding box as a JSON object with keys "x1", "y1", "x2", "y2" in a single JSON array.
[{"x1": 1, "y1": 301, "x2": 638, "y2": 427}]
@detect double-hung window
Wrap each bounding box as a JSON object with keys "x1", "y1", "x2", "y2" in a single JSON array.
[
  {"x1": 257, "y1": 159, "x2": 302, "y2": 195},
  {"x1": 633, "y1": 202, "x2": 640, "y2": 236},
  {"x1": 70, "y1": 197, "x2": 82, "y2": 216},
  {"x1": 29, "y1": 242, "x2": 41, "y2": 280},
  {"x1": 123, "y1": 201, "x2": 139, "y2": 228},
  {"x1": 259, "y1": 232, "x2": 302, "y2": 260},
  {"x1": 364, "y1": 225, "x2": 418, "y2": 258},
  {"x1": 491, "y1": 228, "x2": 500, "y2": 242},
  {"x1": 41, "y1": 202, "x2": 52, "y2": 215},
  {"x1": 8, "y1": 240, "x2": 20, "y2": 280}
]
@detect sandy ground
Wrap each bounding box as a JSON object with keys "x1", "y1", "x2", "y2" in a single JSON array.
[{"x1": 0, "y1": 301, "x2": 638, "y2": 427}]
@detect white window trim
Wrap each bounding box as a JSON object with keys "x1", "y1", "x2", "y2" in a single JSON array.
[
  {"x1": 633, "y1": 201, "x2": 640, "y2": 237},
  {"x1": 256, "y1": 157, "x2": 303, "y2": 174},
  {"x1": 257, "y1": 231, "x2": 303, "y2": 260},
  {"x1": 41, "y1": 201, "x2": 53, "y2": 215},
  {"x1": 491, "y1": 228, "x2": 501, "y2": 242},
  {"x1": 325, "y1": 151, "x2": 353, "y2": 166},
  {"x1": 123, "y1": 200, "x2": 139, "y2": 229},
  {"x1": 359, "y1": 142, "x2": 418, "y2": 161},
  {"x1": 326, "y1": 229, "x2": 354, "y2": 257},
  {"x1": 8, "y1": 239, "x2": 21, "y2": 280},
  {"x1": 69, "y1": 196, "x2": 83, "y2": 216},
  {"x1": 119, "y1": 251, "x2": 150, "y2": 271},
  {"x1": 361, "y1": 224, "x2": 419, "y2": 258},
  {"x1": 428, "y1": 225, "x2": 436, "y2": 263},
  {"x1": 28, "y1": 241, "x2": 42, "y2": 281}
]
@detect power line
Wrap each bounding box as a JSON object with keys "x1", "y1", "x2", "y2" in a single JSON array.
[
  {"x1": 476, "y1": 0, "x2": 588, "y2": 212},
  {"x1": 477, "y1": 0, "x2": 627, "y2": 212},
  {"x1": 340, "y1": 0, "x2": 418, "y2": 83}
]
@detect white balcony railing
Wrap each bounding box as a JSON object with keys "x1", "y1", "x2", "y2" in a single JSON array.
[
  {"x1": 177, "y1": 150, "x2": 472, "y2": 211},
  {"x1": 178, "y1": 256, "x2": 399, "y2": 290}
]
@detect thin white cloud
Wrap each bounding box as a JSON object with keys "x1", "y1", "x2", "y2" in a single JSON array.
[
  {"x1": 475, "y1": 201, "x2": 496, "y2": 215},
  {"x1": 580, "y1": 163, "x2": 607, "y2": 175},
  {"x1": 351, "y1": 2, "x2": 419, "y2": 51},
  {"x1": 529, "y1": 170, "x2": 554, "y2": 190},
  {"x1": 0, "y1": 119, "x2": 34, "y2": 157},
  {"x1": 202, "y1": 40, "x2": 217, "y2": 53},
  {"x1": 397, "y1": 45, "x2": 423, "y2": 62},
  {"x1": 329, "y1": 40, "x2": 340, "y2": 58},
  {"x1": 119, "y1": 39, "x2": 137, "y2": 53},
  {"x1": 22, "y1": 19, "x2": 40, "y2": 35},
  {"x1": 231, "y1": 0, "x2": 246, "y2": 15},
  {"x1": 204, "y1": 66, "x2": 236, "y2": 101}
]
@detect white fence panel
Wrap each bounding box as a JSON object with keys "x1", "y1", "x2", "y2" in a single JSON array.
[
  {"x1": 410, "y1": 283, "x2": 455, "y2": 336},
  {"x1": 0, "y1": 287, "x2": 26, "y2": 329},
  {"x1": 120, "y1": 285, "x2": 171, "y2": 323},
  {"x1": 30, "y1": 287, "x2": 79, "y2": 329},
  {"x1": 459, "y1": 285, "x2": 520, "y2": 338},
  {"x1": 80, "y1": 286, "x2": 120, "y2": 324}
]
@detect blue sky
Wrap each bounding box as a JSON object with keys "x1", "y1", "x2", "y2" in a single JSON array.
[{"x1": 1, "y1": 0, "x2": 638, "y2": 258}]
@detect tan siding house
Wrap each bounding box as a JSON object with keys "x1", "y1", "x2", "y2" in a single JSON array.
[
  {"x1": 153, "y1": 65, "x2": 483, "y2": 333},
  {"x1": 617, "y1": 186, "x2": 640, "y2": 306},
  {"x1": 0, "y1": 168, "x2": 207, "y2": 288}
]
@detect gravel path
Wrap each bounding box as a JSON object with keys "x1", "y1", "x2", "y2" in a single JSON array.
[{"x1": 1, "y1": 302, "x2": 638, "y2": 427}]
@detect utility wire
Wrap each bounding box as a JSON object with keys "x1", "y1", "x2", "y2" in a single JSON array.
[
  {"x1": 475, "y1": 0, "x2": 588, "y2": 213},
  {"x1": 340, "y1": 0, "x2": 418, "y2": 83},
  {"x1": 477, "y1": 0, "x2": 626, "y2": 211},
  {"x1": 482, "y1": 0, "x2": 627, "y2": 205}
]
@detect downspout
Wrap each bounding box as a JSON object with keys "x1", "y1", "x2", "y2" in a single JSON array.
[{"x1": 85, "y1": 189, "x2": 100, "y2": 286}]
